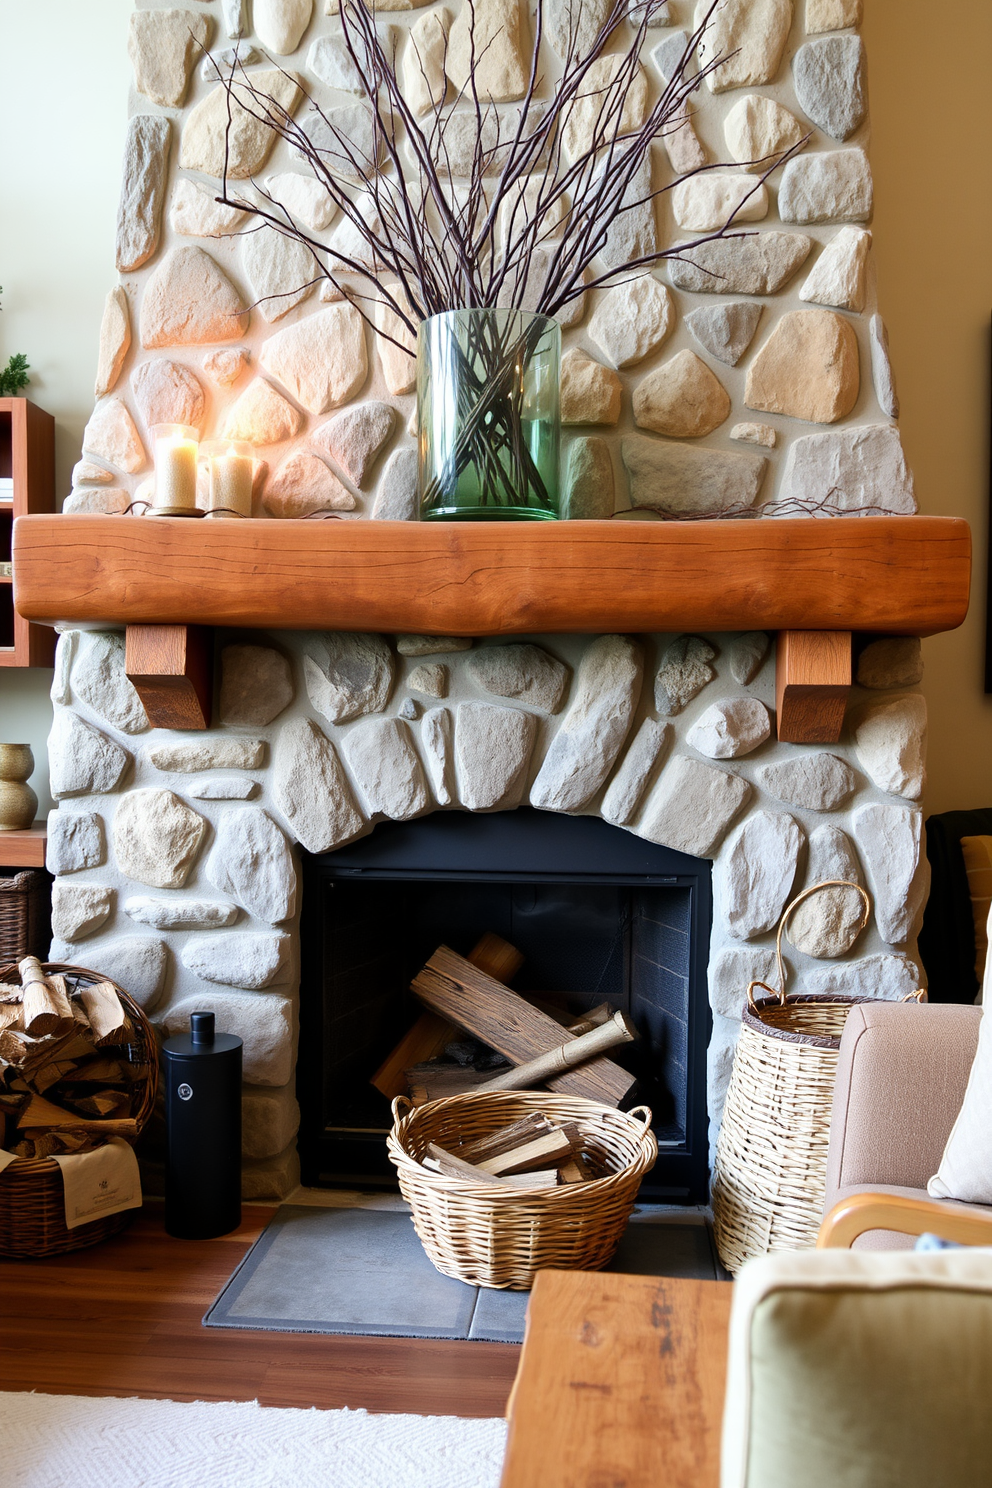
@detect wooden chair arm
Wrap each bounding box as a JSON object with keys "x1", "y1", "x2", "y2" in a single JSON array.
[{"x1": 818, "y1": 1191, "x2": 992, "y2": 1250}]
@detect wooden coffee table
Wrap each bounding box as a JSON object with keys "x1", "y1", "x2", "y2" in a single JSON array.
[{"x1": 500, "y1": 1270, "x2": 733, "y2": 1488}]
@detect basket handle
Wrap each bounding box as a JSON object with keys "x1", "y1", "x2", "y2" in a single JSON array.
[
  {"x1": 745, "y1": 979, "x2": 784, "y2": 1013},
  {"x1": 391, "y1": 1095, "x2": 413, "y2": 1124},
  {"x1": 745, "y1": 879, "x2": 872, "y2": 1015},
  {"x1": 902, "y1": 988, "x2": 928, "y2": 1003},
  {"x1": 627, "y1": 1104, "x2": 654, "y2": 1143}
]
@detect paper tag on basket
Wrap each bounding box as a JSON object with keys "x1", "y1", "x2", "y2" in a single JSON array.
[
  {"x1": 0, "y1": 1149, "x2": 18, "y2": 1174},
  {"x1": 51, "y1": 1138, "x2": 142, "y2": 1230}
]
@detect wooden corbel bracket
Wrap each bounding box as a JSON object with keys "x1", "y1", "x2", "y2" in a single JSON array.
[
  {"x1": 775, "y1": 631, "x2": 852, "y2": 744},
  {"x1": 125, "y1": 624, "x2": 214, "y2": 731}
]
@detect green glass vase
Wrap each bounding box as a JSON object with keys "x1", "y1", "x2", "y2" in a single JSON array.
[{"x1": 417, "y1": 308, "x2": 560, "y2": 521}]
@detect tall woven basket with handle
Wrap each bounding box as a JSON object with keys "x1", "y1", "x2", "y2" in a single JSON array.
[{"x1": 711, "y1": 880, "x2": 900, "y2": 1275}]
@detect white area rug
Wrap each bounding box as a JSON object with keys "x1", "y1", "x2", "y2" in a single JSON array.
[{"x1": 0, "y1": 1392, "x2": 507, "y2": 1488}]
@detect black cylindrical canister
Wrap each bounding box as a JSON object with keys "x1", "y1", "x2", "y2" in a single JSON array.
[{"x1": 163, "y1": 1010, "x2": 243, "y2": 1239}]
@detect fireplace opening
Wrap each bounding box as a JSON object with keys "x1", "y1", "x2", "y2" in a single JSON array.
[{"x1": 298, "y1": 809, "x2": 712, "y2": 1202}]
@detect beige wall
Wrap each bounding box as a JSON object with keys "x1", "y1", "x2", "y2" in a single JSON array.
[
  {"x1": 864, "y1": 0, "x2": 992, "y2": 813},
  {"x1": 0, "y1": 0, "x2": 989, "y2": 817},
  {"x1": 0, "y1": 0, "x2": 132, "y2": 813}
]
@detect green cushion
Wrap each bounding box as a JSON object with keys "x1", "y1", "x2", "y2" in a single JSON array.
[{"x1": 742, "y1": 1283, "x2": 992, "y2": 1487}]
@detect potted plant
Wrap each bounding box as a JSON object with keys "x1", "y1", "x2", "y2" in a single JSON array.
[{"x1": 0, "y1": 287, "x2": 30, "y2": 399}]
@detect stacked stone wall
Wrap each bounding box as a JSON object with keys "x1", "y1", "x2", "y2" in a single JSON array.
[
  {"x1": 55, "y1": 0, "x2": 926, "y2": 1196},
  {"x1": 49, "y1": 627, "x2": 927, "y2": 1195},
  {"x1": 77, "y1": 0, "x2": 907, "y2": 522}
]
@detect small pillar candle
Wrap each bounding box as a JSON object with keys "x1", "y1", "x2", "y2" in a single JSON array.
[
  {"x1": 151, "y1": 424, "x2": 200, "y2": 515},
  {"x1": 201, "y1": 441, "x2": 254, "y2": 519}
]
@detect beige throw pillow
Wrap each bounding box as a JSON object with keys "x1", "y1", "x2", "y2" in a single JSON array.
[{"x1": 928, "y1": 902, "x2": 992, "y2": 1203}]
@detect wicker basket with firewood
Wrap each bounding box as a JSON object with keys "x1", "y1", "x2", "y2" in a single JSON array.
[
  {"x1": 389, "y1": 1090, "x2": 658, "y2": 1289},
  {"x1": 380, "y1": 932, "x2": 657, "y2": 1288},
  {"x1": 0, "y1": 958, "x2": 158, "y2": 1257}
]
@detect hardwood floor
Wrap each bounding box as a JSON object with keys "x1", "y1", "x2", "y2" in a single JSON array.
[{"x1": 0, "y1": 1203, "x2": 519, "y2": 1418}]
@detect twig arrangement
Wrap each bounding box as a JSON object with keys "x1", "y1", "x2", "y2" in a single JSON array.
[
  {"x1": 213, "y1": 0, "x2": 790, "y2": 338},
  {"x1": 624, "y1": 493, "x2": 912, "y2": 520},
  {"x1": 208, "y1": 0, "x2": 801, "y2": 512}
]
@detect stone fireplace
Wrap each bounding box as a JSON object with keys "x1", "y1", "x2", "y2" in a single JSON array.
[
  {"x1": 10, "y1": 0, "x2": 964, "y2": 1198},
  {"x1": 40, "y1": 620, "x2": 934, "y2": 1199}
]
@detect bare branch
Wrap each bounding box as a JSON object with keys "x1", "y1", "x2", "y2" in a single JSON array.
[{"x1": 210, "y1": 0, "x2": 752, "y2": 321}]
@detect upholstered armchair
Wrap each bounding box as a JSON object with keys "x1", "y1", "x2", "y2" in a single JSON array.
[
  {"x1": 720, "y1": 1248, "x2": 992, "y2": 1488},
  {"x1": 817, "y1": 999, "x2": 992, "y2": 1249}
]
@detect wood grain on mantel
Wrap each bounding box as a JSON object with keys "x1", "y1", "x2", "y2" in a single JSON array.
[{"x1": 12, "y1": 514, "x2": 970, "y2": 637}]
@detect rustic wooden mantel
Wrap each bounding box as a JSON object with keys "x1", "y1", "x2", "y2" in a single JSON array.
[{"x1": 12, "y1": 513, "x2": 971, "y2": 737}]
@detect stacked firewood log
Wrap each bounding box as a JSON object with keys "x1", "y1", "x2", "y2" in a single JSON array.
[
  {"x1": 423, "y1": 1112, "x2": 605, "y2": 1189},
  {"x1": 0, "y1": 957, "x2": 141, "y2": 1159},
  {"x1": 373, "y1": 933, "x2": 641, "y2": 1122}
]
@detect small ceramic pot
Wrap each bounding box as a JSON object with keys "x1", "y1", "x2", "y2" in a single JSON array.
[{"x1": 0, "y1": 744, "x2": 37, "y2": 831}]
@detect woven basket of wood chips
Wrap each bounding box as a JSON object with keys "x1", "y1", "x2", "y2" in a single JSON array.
[
  {"x1": 388, "y1": 1090, "x2": 658, "y2": 1290},
  {"x1": 711, "y1": 880, "x2": 886, "y2": 1275},
  {"x1": 0, "y1": 961, "x2": 158, "y2": 1258}
]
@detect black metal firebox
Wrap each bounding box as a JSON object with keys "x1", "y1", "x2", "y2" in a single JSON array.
[{"x1": 298, "y1": 808, "x2": 712, "y2": 1202}]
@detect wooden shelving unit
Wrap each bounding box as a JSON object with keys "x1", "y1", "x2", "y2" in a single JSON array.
[
  {"x1": 0, "y1": 398, "x2": 55, "y2": 668},
  {"x1": 0, "y1": 822, "x2": 48, "y2": 869}
]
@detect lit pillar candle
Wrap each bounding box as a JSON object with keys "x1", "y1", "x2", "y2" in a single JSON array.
[
  {"x1": 151, "y1": 424, "x2": 200, "y2": 515},
  {"x1": 202, "y1": 441, "x2": 254, "y2": 519}
]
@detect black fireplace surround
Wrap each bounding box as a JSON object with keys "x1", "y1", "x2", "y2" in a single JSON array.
[{"x1": 298, "y1": 808, "x2": 712, "y2": 1202}]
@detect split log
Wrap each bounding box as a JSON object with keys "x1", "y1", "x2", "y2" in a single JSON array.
[
  {"x1": 478, "y1": 1011, "x2": 638, "y2": 1094},
  {"x1": 458, "y1": 1114, "x2": 553, "y2": 1165},
  {"x1": 372, "y1": 932, "x2": 524, "y2": 1100},
  {"x1": 499, "y1": 1169, "x2": 560, "y2": 1190},
  {"x1": 45, "y1": 1033, "x2": 98, "y2": 1064},
  {"x1": 422, "y1": 1143, "x2": 558, "y2": 1189},
  {"x1": 563, "y1": 1003, "x2": 615, "y2": 1037},
  {"x1": 2, "y1": 1029, "x2": 93, "y2": 1076},
  {"x1": 73, "y1": 1090, "x2": 130, "y2": 1117},
  {"x1": 0, "y1": 1005, "x2": 23, "y2": 1034},
  {"x1": 411, "y1": 946, "x2": 637, "y2": 1106},
  {"x1": 0, "y1": 1029, "x2": 55, "y2": 1068},
  {"x1": 76, "y1": 982, "x2": 129, "y2": 1046},
  {"x1": 396, "y1": 1005, "x2": 604, "y2": 1103},
  {"x1": 469, "y1": 933, "x2": 526, "y2": 986},
  {"x1": 372, "y1": 1012, "x2": 454, "y2": 1102},
  {"x1": 54, "y1": 1133, "x2": 89, "y2": 1153},
  {"x1": 32, "y1": 1060, "x2": 79, "y2": 1094},
  {"x1": 60, "y1": 1057, "x2": 126, "y2": 1084},
  {"x1": 558, "y1": 1156, "x2": 591, "y2": 1184},
  {"x1": 22, "y1": 1117, "x2": 138, "y2": 1139},
  {"x1": 423, "y1": 1141, "x2": 515, "y2": 1187},
  {"x1": 16, "y1": 1092, "x2": 94, "y2": 1128},
  {"x1": 19, "y1": 958, "x2": 76, "y2": 1038},
  {"x1": 477, "y1": 1124, "x2": 582, "y2": 1176},
  {"x1": 404, "y1": 1063, "x2": 508, "y2": 1106},
  {"x1": 28, "y1": 1132, "x2": 61, "y2": 1160},
  {"x1": 16, "y1": 1091, "x2": 137, "y2": 1136}
]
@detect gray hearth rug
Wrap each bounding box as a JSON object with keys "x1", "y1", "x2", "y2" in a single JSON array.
[{"x1": 203, "y1": 1202, "x2": 720, "y2": 1343}]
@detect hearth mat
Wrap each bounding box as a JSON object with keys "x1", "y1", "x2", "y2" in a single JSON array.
[{"x1": 204, "y1": 1203, "x2": 720, "y2": 1343}]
